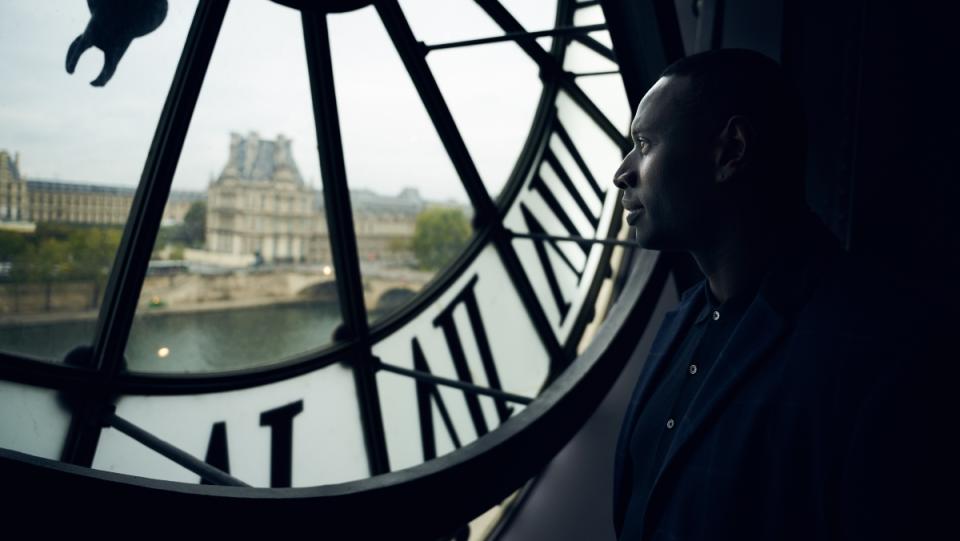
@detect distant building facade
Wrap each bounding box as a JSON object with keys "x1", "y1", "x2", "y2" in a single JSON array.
[
  {"x1": 206, "y1": 132, "x2": 428, "y2": 265},
  {"x1": 0, "y1": 149, "x2": 203, "y2": 228},
  {"x1": 3, "y1": 140, "x2": 463, "y2": 267},
  {"x1": 0, "y1": 151, "x2": 26, "y2": 222},
  {"x1": 206, "y1": 133, "x2": 324, "y2": 263},
  {"x1": 351, "y1": 187, "x2": 425, "y2": 264}
]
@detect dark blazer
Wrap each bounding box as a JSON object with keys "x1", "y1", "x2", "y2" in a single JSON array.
[{"x1": 612, "y1": 216, "x2": 949, "y2": 540}]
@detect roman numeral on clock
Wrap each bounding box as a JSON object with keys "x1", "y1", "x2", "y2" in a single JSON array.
[
  {"x1": 201, "y1": 399, "x2": 304, "y2": 487},
  {"x1": 408, "y1": 274, "x2": 515, "y2": 461},
  {"x1": 513, "y1": 118, "x2": 608, "y2": 328}
]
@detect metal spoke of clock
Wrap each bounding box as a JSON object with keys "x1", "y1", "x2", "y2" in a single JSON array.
[
  {"x1": 553, "y1": 121, "x2": 605, "y2": 202},
  {"x1": 422, "y1": 23, "x2": 607, "y2": 53},
  {"x1": 377, "y1": 361, "x2": 534, "y2": 405},
  {"x1": 572, "y1": 34, "x2": 617, "y2": 63},
  {"x1": 431, "y1": 388, "x2": 463, "y2": 449},
  {"x1": 572, "y1": 69, "x2": 621, "y2": 78},
  {"x1": 376, "y1": 1, "x2": 498, "y2": 225},
  {"x1": 107, "y1": 413, "x2": 250, "y2": 487},
  {"x1": 60, "y1": 0, "x2": 229, "y2": 468},
  {"x1": 490, "y1": 230, "x2": 567, "y2": 374},
  {"x1": 302, "y1": 11, "x2": 390, "y2": 476},
  {"x1": 543, "y1": 149, "x2": 601, "y2": 225},
  {"x1": 377, "y1": 0, "x2": 564, "y2": 373},
  {"x1": 509, "y1": 231, "x2": 641, "y2": 249},
  {"x1": 474, "y1": 0, "x2": 630, "y2": 151}
]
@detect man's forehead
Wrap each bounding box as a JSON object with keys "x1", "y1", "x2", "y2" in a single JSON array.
[{"x1": 632, "y1": 75, "x2": 693, "y2": 133}]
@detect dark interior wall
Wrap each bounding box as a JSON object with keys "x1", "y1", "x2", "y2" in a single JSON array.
[
  {"x1": 780, "y1": 0, "x2": 862, "y2": 244},
  {"x1": 838, "y1": 2, "x2": 959, "y2": 283},
  {"x1": 783, "y1": 0, "x2": 958, "y2": 291},
  {"x1": 720, "y1": 0, "x2": 783, "y2": 60}
]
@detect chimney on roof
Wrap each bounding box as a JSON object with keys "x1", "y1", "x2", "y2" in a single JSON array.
[{"x1": 14, "y1": 152, "x2": 20, "y2": 170}]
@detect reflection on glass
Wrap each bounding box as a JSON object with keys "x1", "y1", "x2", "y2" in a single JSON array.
[
  {"x1": 0, "y1": 1, "x2": 197, "y2": 362},
  {"x1": 124, "y1": 2, "x2": 341, "y2": 373},
  {"x1": 330, "y1": 7, "x2": 476, "y2": 323}
]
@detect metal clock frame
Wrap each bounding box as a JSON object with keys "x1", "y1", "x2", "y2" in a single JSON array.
[{"x1": 0, "y1": 0, "x2": 685, "y2": 536}]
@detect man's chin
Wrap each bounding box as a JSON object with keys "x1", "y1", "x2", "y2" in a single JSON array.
[
  {"x1": 631, "y1": 228, "x2": 661, "y2": 250},
  {"x1": 632, "y1": 228, "x2": 683, "y2": 252}
]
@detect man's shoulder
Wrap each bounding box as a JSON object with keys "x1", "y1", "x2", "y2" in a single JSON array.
[{"x1": 677, "y1": 280, "x2": 705, "y2": 304}]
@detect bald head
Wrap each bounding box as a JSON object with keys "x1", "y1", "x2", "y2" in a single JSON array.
[{"x1": 659, "y1": 49, "x2": 808, "y2": 211}]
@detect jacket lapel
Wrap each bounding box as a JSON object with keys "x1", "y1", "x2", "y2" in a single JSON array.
[
  {"x1": 613, "y1": 282, "x2": 706, "y2": 531},
  {"x1": 654, "y1": 294, "x2": 786, "y2": 482},
  {"x1": 615, "y1": 282, "x2": 705, "y2": 480},
  {"x1": 645, "y1": 228, "x2": 833, "y2": 520},
  {"x1": 619, "y1": 282, "x2": 705, "y2": 444}
]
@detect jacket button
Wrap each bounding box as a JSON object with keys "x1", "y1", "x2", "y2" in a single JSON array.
[{"x1": 666, "y1": 418, "x2": 675, "y2": 429}]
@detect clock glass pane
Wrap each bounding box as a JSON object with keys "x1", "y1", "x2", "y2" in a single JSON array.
[
  {"x1": 401, "y1": 0, "x2": 558, "y2": 198},
  {"x1": 328, "y1": 6, "x2": 477, "y2": 324},
  {"x1": 0, "y1": 0, "x2": 198, "y2": 362},
  {"x1": 93, "y1": 361, "x2": 368, "y2": 486},
  {"x1": 555, "y1": 92, "x2": 625, "y2": 194},
  {"x1": 373, "y1": 244, "x2": 550, "y2": 471},
  {"x1": 500, "y1": 0, "x2": 563, "y2": 34},
  {"x1": 566, "y1": 6, "x2": 631, "y2": 133},
  {"x1": 124, "y1": 0, "x2": 344, "y2": 373},
  {"x1": 484, "y1": 0, "x2": 629, "y2": 353},
  {"x1": 0, "y1": 379, "x2": 72, "y2": 459},
  {"x1": 504, "y1": 166, "x2": 621, "y2": 344}
]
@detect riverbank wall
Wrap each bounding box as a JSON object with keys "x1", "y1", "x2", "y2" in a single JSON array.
[{"x1": 0, "y1": 266, "x2": 430, "y2": 326}]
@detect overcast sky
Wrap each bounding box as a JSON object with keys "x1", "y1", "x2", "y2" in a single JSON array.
[{"x1": 0, "y1": 1, "x2": 569, "y2": 203}]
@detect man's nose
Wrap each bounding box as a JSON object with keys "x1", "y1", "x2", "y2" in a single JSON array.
[
  {"x1": 613, "y1": 174, "x2": 628, "y2": 190},
  {"x1": 612, "y1": 163, "x2": 632, "y2": 190}
]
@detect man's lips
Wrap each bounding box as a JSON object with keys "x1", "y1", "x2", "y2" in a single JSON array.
[{"x1": 622, "y1": 198, "x2": 644, "y2": 225}]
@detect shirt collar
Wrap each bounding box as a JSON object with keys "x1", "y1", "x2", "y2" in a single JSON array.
[{"x1": 694, "y1": 283, "x2": 757, "y2": 324}]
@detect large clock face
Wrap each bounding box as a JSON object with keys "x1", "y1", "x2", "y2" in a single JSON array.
[{"x1": 0, "y1": 0, "x2": 669, "y2": 533}]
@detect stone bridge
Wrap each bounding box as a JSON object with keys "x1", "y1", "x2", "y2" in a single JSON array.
[{"x1": 141, "y1": 266, "x2": 432, "y2": 313}]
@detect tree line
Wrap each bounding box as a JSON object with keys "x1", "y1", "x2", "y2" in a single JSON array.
[
  {"x1": 0, "y1": 203, "x2": 470, "y2": 311},
  {"x1": 0, "y1": 224, "x2": 122, "y2": 310}
]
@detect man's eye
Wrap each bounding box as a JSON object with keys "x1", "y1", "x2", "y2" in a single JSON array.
[{"x1": 635, "y1": 139, "x2": 649, "y2": 153}]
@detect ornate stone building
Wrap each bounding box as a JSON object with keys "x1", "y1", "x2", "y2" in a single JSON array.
[
  {"x1": 206, "y1": 133, "x2": 429, "y2": 265},
  {"x1": 0, "y1": 149, "x2": 203, "y2": 228},
  {"x1": 0, "y1": 151, "x2": 26, "y2": 222},
  {"x1": 206, "y1": 132, "x2": 323, "y2": 263},
  {"x1": 2, "y1": 141, "x2": 456, "y2": 267}
]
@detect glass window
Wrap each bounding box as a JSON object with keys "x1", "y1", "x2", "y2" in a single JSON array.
[
  {"x1": 329, "y1": 6, "x2": 477, "y2": 324},
  {"x1": 401, "y1": 0, "x2": 556, "y2": 197},
  {"x1": 0, "y1": 0, "x2": 198, "y2": 362},
  {"x1": 124, "y1": 1, "x2": 341, "y2": 373}
]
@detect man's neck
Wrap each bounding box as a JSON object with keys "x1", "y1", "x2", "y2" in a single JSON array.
[{"x1": 689, "y1": 219, "x2": 781, "y2": 304}]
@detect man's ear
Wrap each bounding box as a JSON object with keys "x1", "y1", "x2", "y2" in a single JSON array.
[{"x1": 714, "y1": 115, "x2": 751, "y2": 184}]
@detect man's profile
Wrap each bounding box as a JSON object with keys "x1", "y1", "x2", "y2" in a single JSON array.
[{"x1": 611, "y1": 49, "x2": 944, "y2": 540}]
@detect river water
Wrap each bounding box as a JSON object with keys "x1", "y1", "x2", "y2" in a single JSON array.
[{"x1": 0, "y1": 301, "x2": 345, "y2": 373}]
